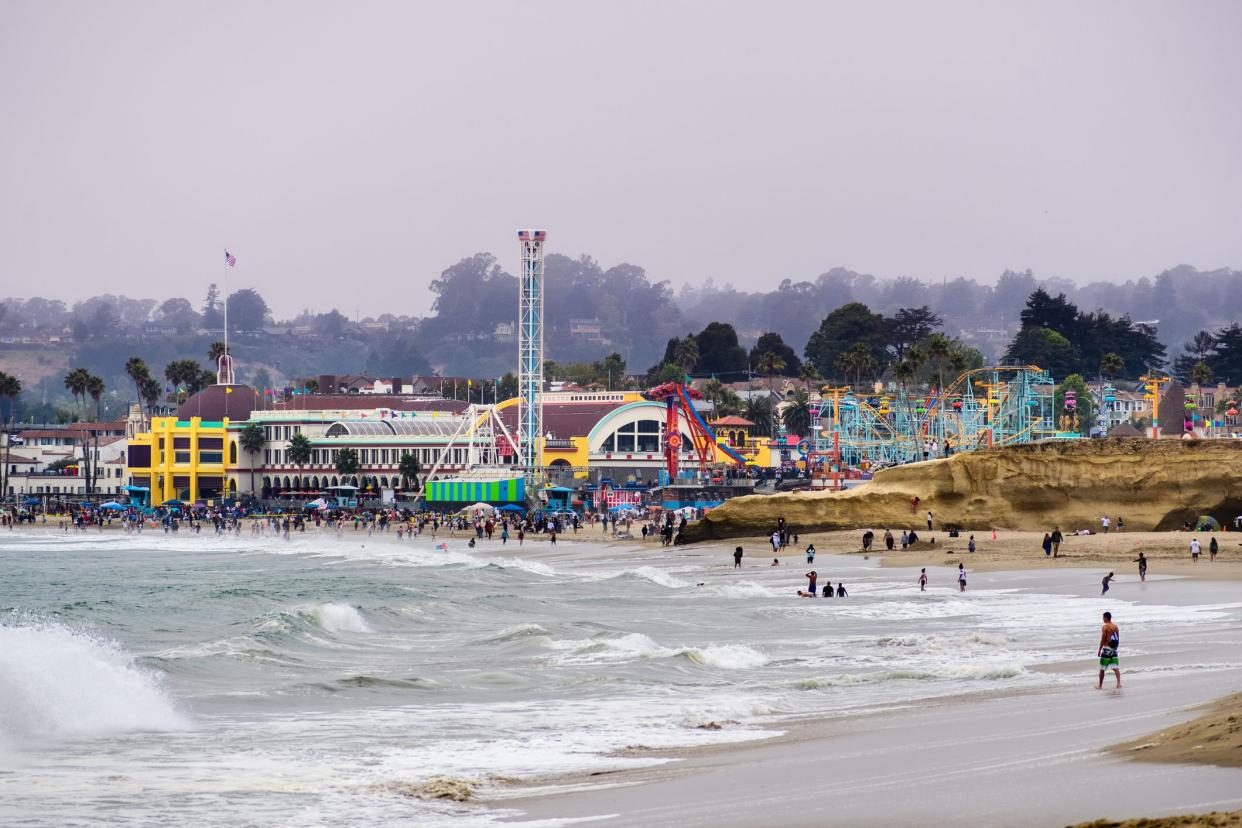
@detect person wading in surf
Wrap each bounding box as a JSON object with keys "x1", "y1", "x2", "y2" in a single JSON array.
[{"x1": 1097, "y1": 611, "x2": 1121, "y2": 689}]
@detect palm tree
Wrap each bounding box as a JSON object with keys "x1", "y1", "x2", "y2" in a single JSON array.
[
  {"x1": 208, "y1": 341, "x2": 228, "y2": 363},
  {"x1": 125, "y1": 357, "x2": 151, "y2": 406},
  {"x1": 0, "y1": 371, "x2": 20, "y2": 422},
  {"x1": 0, "y1": 371, "x2": 21, "y2": 499},
  {"x1": 64, "y1": 367, "x2": 90, "y2": 413},
  {"x1": 797, "y1": 363, "x2": 821, "y2": 385},
  {"x1": 836, "y1": 343, "x2": 876, "y2": 389},
  {"x1": 239, "y1": 423, "x2": 265, "y2": 497},
  {"x1": 756, "y1": 351, "x2": 787, "y2": 437},
  {"x1": 287, "y1": 432, "x2": 312, "y2": 487},
  {"x1": 1099, "y1": 352, "x2": 1125, "y2": 381},
  {"x1": 673, "y1": 336, "x2": 699, "y2": 374},
  {"x1": 1189, "y1": 361, "x2": 1213, "y2": 387},
  {"x1": 398, "y1": 451, "x2": 421, "y2": 492},
  {"x1": 782, "y1": 389, "x2": 812, "y2": 439},
  {"x1": 743, "y1": 396, "x2": 773, "y2": 436},
  {"x1": 891, "y1": 358, "x2": 915, "y2": 390},
  {"x1": 85, "y1": 374, "x2": 105, "y2": 421},
  {"x1": 140, "y1": 376, "x2": 163, "y2": 418},
  {"x1": 703, "y1": 377, "x2": 726, "y2": 413},
  {"x1": 334, "y1": 447, "x2": 360, "y2": 482}
]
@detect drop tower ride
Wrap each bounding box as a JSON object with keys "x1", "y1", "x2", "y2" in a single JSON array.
[{"x1": 516, "y1": 229, "x2": 546, "y2": 475}]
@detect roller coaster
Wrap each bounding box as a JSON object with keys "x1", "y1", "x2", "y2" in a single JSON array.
[{"x1": 812, "y1": 366, "x2": 1058, "y2": 469}]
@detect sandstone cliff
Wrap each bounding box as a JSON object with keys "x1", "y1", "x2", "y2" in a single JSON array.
[{"x1": 685, "y1": 438, "x2": 1242, "y2": 541}]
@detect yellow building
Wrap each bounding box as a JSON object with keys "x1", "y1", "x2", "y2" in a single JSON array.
[{"x1": 126, "y1": 416, "x2": 239, "y2": 505}]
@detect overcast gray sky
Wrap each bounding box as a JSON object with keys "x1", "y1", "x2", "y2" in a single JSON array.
[{"x1": 2, "y1": 1, "x2": 1240, "y2": 317}]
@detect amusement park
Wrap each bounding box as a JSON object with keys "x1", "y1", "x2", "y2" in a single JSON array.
[{"x1": 12, "y1": 228, "x2": 1232, "y2": 521}]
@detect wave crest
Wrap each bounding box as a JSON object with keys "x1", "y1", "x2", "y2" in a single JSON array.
[{"x1": 0, "y1": 614, "x2": 185, "y2": 745}]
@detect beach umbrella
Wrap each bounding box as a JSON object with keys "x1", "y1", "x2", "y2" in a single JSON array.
[
  {"x1": 99, "y1": 502, "x2": 125, "y2": 510},
  {"x1": 498, "y1": 504, "x2": 525, "y2": 512}
]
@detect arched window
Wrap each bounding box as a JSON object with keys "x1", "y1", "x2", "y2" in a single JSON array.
[{"x1": 229, "y1": 441, "x2": 238, "y2": 464}]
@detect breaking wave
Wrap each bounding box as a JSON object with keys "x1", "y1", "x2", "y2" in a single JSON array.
[{"x1": 0, "y1": 614, "x2": 186, "y2": 745}]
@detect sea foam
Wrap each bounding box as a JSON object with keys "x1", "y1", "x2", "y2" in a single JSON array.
[{"x1": 0, "y1": 616, "x2": 185, "y2": 745}]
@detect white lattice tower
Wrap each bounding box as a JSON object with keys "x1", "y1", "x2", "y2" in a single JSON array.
[{"x1": 516, "y1": 229, "x2": 546, "y2": 473}]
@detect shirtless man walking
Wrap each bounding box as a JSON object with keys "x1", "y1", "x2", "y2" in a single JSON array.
[{"x1": 1097, "y1": 611, "x2": 1122, "y2": 689}]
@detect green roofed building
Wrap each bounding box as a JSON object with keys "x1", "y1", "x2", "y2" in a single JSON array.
[{"x1": 423, "y1": 476, "x2": 525, "y2": 504}]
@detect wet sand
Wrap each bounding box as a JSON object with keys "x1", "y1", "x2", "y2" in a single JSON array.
[
  {"x1": 493, "y1": 545, "x2": 1242, "y2": 827},
  {"x1": 721, "y1": 529, "x2": 1242, "y2": 581}
]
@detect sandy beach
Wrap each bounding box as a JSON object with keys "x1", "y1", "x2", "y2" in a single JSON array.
[
  {"x1": 723, "y1": 528, "x2": 1242, "y2": 580},
  {"x1": 487, "y1": 534, "x2": 1242, "y2": 827}
]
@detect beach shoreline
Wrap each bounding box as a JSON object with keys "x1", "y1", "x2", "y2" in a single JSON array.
[{"x1": 478, "y1": 534, "x2": 1242, "y2": 826}]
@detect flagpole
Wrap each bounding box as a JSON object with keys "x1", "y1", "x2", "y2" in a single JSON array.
[{"x1": 222, "y1": 249, "x2": 229, "y2": 384}]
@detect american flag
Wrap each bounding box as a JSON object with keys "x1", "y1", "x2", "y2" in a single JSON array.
[{"x1": 224, "y1": 250, "x2": 237, "y2": 267}]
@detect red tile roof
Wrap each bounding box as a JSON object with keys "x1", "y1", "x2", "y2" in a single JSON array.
[{"x1": 710, "y1": 415, "x2": 757, "y2": 427}]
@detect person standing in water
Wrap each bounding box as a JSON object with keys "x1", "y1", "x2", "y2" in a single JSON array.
[
  {"x1": 734, "y1": 546, "x2": 744, "y2": 568},
  {"x1": 957, "y1": 563, "x2": 966, "y2": 592},
  {"x1": 805, "y1": 570, "x2": 817, "y2": 595},
  {"x1": 1101, "y1": 572, "x2": 1115, "y2": 596},
  {"x1": 1097, "y1": 611, "x2": 1122, "y2": 689},
  {"x1": 806, "y1": 544, "x2": 816, "y2": 564},
  {"x1": 918, "y1": 568, "x2": 928, "y2": 591},
  {"x1": 1133, "y1": 552, "x2": 1147, "y2": 582}
]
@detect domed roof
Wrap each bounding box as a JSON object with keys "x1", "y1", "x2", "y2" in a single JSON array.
[{"x1": 176, "y1": 384, "x2": 262, "y2": 422}]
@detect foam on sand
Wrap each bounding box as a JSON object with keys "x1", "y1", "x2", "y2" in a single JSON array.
[{"x1": 0, "y1": 615, "x2": 186, "y2": 745}]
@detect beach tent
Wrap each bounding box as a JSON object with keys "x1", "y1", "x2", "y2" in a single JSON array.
[
  {"x1": 304, "y1": 498, "x2": 328, "y2": 510},
  {"x1": 163, "y1": 499, "x2": 185, "y2": 507},
  {"x1": 23, "y1": 497, "x2": 39, "y2": 505},
  {"x1": 99, "y1": 502, "x2": 125, "y2": 510},
  {"x1": 460, "y1": 502, "x2": 496, "y2": 515},
  {"x1": 1195, "y1": 515, "x2": 1221, "y2": 531},
  {"x1": 498, "y1": 504, "x2": 525, "y2": 513}
]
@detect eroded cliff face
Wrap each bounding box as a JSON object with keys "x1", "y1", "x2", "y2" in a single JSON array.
[{"x1": 684, "y1": 439, "x2": 1242, "y2": 541}]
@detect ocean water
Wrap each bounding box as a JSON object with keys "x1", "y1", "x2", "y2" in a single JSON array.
[{"x1": 0, "y1": 528, "x2": 1237, "y2": 826}]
